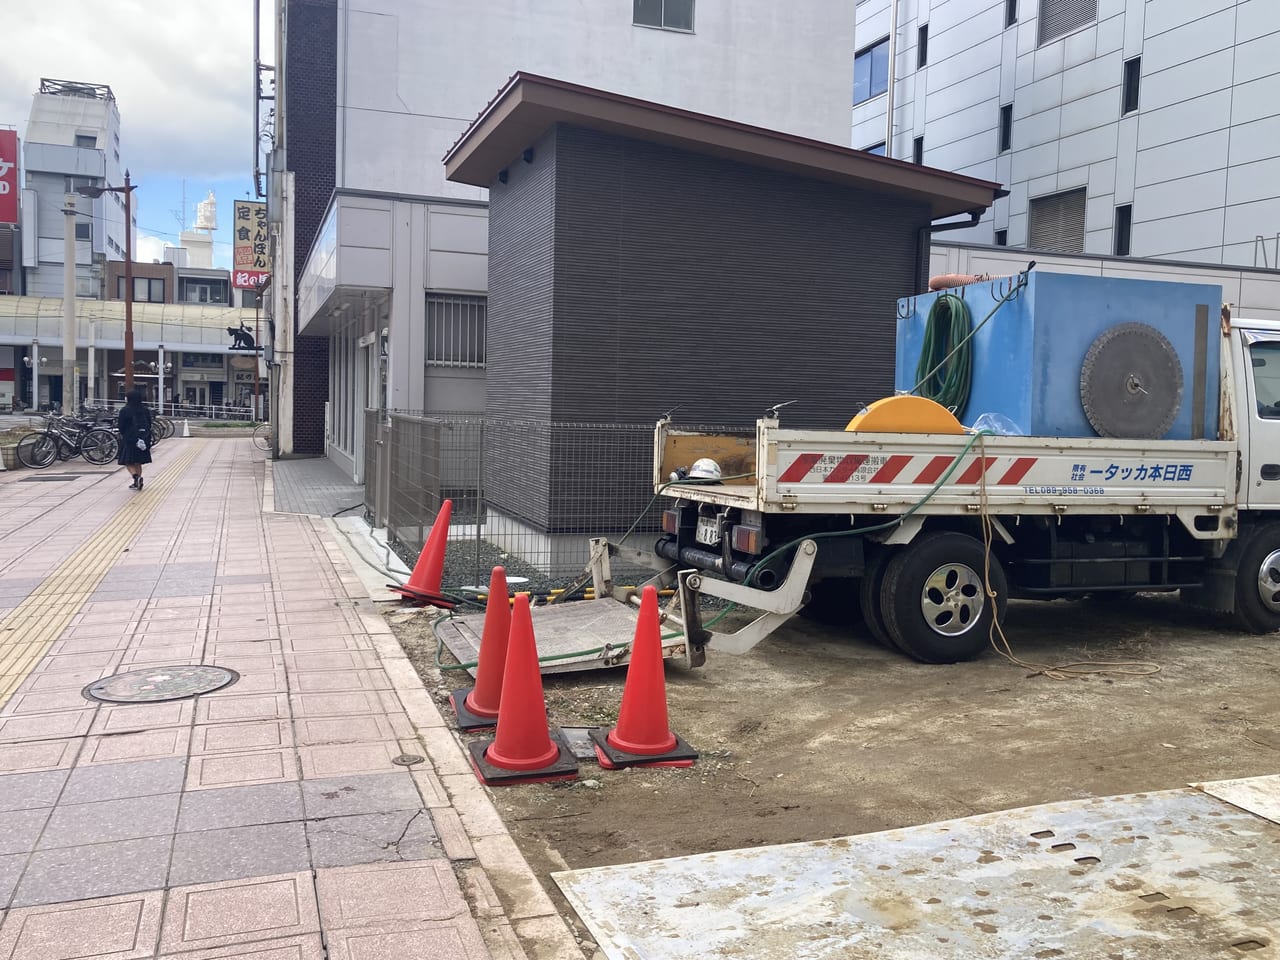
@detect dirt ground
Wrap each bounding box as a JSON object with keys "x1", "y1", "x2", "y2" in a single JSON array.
[{"x1": 391, "y1": 593, "x2": 1280, "y2": 929}]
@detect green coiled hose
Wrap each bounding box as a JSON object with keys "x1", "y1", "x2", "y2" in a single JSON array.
[{"x1": 914, "y1": 292, "x2": 973, "y2": 418}]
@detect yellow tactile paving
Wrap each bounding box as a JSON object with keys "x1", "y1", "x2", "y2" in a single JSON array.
[{"x1": 0, "y1": 442, "x2": 206, "y2": 706}]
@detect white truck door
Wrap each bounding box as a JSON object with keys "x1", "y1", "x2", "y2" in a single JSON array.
[{"x1": 1242, "y1": 335, "x2": 1280, "y2": 509}]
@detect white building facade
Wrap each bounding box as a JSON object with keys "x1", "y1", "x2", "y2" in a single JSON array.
[
  {"x1": 853, "y1": 0, "x2": 1280, "y2": 265},
  {"x1": 287, "y1": 0, "x2": 859, "y2": 477}
]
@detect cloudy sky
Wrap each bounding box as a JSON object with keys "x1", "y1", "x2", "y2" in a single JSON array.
[{"x1": 0, "y1": 0, "x2": 268, "y2": 269}]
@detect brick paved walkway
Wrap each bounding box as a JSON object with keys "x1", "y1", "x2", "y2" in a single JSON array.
[
  {"x1": 0, "y1": 440, "x2": 580, "y2": 960},
  {"x1": 271, "y1": 457, "x2": 364, "y2": 518}
]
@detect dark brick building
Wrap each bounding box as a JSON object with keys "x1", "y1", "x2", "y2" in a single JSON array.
[{"x1": 283, "y1": 0, "x2": 336, "y2": 455}]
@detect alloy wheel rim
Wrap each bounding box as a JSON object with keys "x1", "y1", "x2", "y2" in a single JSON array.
[
  {"x1": 920, "y1": 562, "x2": 985, "y2": 636},
  {"x1": 1258, "y1": 549, "x2": 1280, "y2": 613}
]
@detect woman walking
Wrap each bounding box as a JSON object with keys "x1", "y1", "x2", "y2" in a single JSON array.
[{"x1": 117, "y1": 387, "x2": 153, "y2": 490}]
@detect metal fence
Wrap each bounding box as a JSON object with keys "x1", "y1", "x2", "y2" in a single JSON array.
[{"x1": 368, "y1": 411, "x2": 722, "y2": 591}]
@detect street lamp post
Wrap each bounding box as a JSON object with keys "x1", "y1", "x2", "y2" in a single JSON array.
[{"x1": 77, "y1": 171, "x2": 136, "y2": 395}]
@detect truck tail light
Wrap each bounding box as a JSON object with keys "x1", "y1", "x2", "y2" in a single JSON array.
[
  {"x1": 662, "y1": 509, "x2": 680, "y2": 535},
  {"x1": 731, "y1": 524, "x2": 763, "y2": 555}
]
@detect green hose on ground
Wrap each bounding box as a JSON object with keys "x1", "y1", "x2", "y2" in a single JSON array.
[{"x1": 914, "y1": 292, "x2": 973, "y2": 418}]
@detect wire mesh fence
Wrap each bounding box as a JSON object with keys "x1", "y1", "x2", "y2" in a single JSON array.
[{"x1": 371, "y1": 411, "x2": 739, "y2": 594}]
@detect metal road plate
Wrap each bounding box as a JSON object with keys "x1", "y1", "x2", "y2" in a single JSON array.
[
  {"x1": 1080, "y1": 322, "x2": 1184, "y2": 439},
  {"x1": 553, "y1": 783, "x2": 1280, "y2": 960},
  {"x1": 435, "y1": 598, "x2": 678, "y2": 676}
]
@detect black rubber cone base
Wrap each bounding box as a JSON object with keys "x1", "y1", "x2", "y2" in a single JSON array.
[
  {"x1": 386, "y1": 583, "x2": 456, "y2": 609},
  {"x1": 467, "y1": 729, "x2": 579, "y2": 786},
  {"x1": 449, "y1": 687, "x2": 497, "y2": 732},
  {"x1": 588, "y1": 726, "x2": 699, "y2": 770}
]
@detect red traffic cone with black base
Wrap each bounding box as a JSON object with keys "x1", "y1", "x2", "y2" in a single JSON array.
[
  {"x1": 468, "y1": 594, "x2": 578, "y2": 786},
  {"x1": 450, "y1": 566, "x2": 510, "y2": 731},
  {"x1": 590, "y1": 585, "x2": 698, "y2": 770},
  {"x1": 388, "y1": 499, "x2": 454, "y2": 608}
]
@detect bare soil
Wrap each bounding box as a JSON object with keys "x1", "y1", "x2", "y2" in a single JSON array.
[{"x1": 392, "y1": 593, "x2": 1280, "y2": 926}]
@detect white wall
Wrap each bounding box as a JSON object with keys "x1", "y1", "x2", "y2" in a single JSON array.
[
  {"x1": 336, "y1": 0, "x2": 858, "y2": 199},
  {"x1": 855, "y1": 0, "x2": 1280, "y2": 267}
]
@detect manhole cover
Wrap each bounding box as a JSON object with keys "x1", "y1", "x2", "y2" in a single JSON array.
[{"x1": 83, "y1": 665, "x2": 240, "y2": 703}]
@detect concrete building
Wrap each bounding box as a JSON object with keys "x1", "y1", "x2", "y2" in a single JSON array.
[
  {"x1": 19, "y1": 79, "x2": 134, "y2": 298},
  {"x1": 852, "y1": 0, "x2": 1280, "y2": 265},
  {"x1": 274, "y1": 0, "x2": 860, "y2": 475}
]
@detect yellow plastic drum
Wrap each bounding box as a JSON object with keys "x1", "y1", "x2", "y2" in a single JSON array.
[{"x1": 845, "y1": 396, "x2": 966, "y2": 434}]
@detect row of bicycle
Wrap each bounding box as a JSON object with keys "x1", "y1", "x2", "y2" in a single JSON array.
[{"x1": 12, "y1": 411, "x2": 179, "y2": 469}]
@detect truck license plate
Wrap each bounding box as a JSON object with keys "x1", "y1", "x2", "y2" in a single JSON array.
[{"x1": 695, "y1": 516, "x2": 721, "y2": 546}]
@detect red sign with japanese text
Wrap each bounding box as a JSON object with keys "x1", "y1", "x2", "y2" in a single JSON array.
[
  {"x1": 232, "y1": 200, "x2": 270, "y2": 288},
  {"x1": 0, "y1": 131, "x2": 19, "y2": 225}
]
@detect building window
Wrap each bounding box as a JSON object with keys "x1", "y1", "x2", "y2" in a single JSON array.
[
  {"x1": 1122, "y1": 57, "x2": 1141, "y2": 115},
  {"x1": 1114, "y1": 204, "x2": 1133, "y2": 256},
  {"x1": 426, "y1": 293, "x2": 486, "y2": 368},
  {"x1": 995, "y1": 229, "x2": 1009, "y2": 246},
  {"x1": 74, "y1": 134, "x2": 97, "y2": 149},
  {"x1": 117, "y1": 276, "x2": 165, "y2": 303},
  {"x1": 179, "y1": 278, "x2": 229, "y2": 304},
  {"x1": 1029, "y1": 188, "x2": 1087, "y2": 253},
  {"x1": 863, "y1": 142, "x2": 887, "y2": 157},
  {"x1": 999, "y1": 103, "x2": 1013, "y2": 153},
  {"x1": 1005, "y1": 0, "x2": 1018, "y2": 27},
  {"x1": 854, "y1": 37, "x2": 890, "y2": 104},
  {"x1": 75, "y1": 277, "x2": 97, "y2": 298},
  {"x1": 1039, "y1": 0, "x2": 1096, "y2": 45},
  {"x1": 74, "y1": 222, "x2": 92, "y2": 241},
  {"x1": 633, "y1": 0, "x2": 694, "y2": 31},
  {"x1": 917, "y1": 24, "x2": 928, "y2": 68},
  {"x1": 913, "y1": 136, "x2": 924, "y2": 165},
  {"x1": 65, "y1": 175, "x2": 97, "y2": 193}
]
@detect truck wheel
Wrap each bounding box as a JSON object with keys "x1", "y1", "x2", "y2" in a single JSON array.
[
  {"x1": 859, "y1": 547, "x2": 900, "y2": 650},
  {"x1": 1234, "y1": 523, "x2": 1280, "y2": 633},
  {"x1": 880, "y1": 532, "x2": 1007, "y2": 663}
]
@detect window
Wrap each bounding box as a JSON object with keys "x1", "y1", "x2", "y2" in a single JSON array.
[
  {"x1": 864, "y1": 142, "x2": 887, "y2": 156},
  {"x1": 917, "y1": 24, "x2": 928, "y2": 68},
  {"x1": 1005, "y1": 0, "x2": 1018, "y2": 27},
  {"x1": 913, "y1": 136, "x2": 924, "y2": 165},
  {"x1": 1029, "y1": 188, "x2": 1087, "y2": 253},
  {"x1": 854, "y1": 37, "x2": 890, "y2": 104},
  {"x1": 75, "y1": 277, "x2": 96, "y2": 298},
  {"x1": 65, "y1": 175, "x2": 97, "y2": 193},
  {"x1": 1253, "y1": 342, "x2": 1280, "y2": 419},
  {"x1": 633, "y1": 0, "x2": 694, "y2": 31},
  {"x1": 999, "y1": 103, "x2": 1013, "y2": 152},
  {"x1": 116, "y1": 276, "x2": 165, "y2": 303},
  {"x1": 74, "y1": 222, "x2": 91, "y2": 241},
  {"x1": 1114, "y1": 204, "x2": 1133, "y2": 256},
  {"x1": 426, "y1": 293, "x2": 486, "y2": 367},
  {"x1": 1039, "y1": 0, "x2": 1096, "y2": 45},
  {"x1": 74, "y1": 134, "x2": 97, "y2": 149},
  {"x1": 179, "y1": 278, "x2": 229, "y2": 304},
  {"x1": 1122, "y1": 57, "x2": 1141, "y2": 114},
  {"x1": 995, "y1": 229, "x2": 1009, "y2": 246}
]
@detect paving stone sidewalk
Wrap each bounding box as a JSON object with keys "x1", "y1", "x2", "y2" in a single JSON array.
[{"x1": 0, "y1": 440, "x2": 581, "y2": 960}]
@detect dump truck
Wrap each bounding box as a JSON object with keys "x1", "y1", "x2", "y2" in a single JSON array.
[{"x1": 585, "y1": 269, "x2": 1280, "y2": 665}]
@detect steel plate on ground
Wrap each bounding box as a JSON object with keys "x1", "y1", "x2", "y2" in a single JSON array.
[
  {"x1": 553, "y1": 782, "x2": 1280, "y2": 960},
  {"x1": 1197, "y1": 774, "x2": 1280, "y2": 826},
  {"x1": 435, "y1": 597, "x2": 675, "y2": 676}
]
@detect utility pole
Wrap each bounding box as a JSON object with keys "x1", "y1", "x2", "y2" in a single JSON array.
[
  {"x1": 123, "y1": 171, "x2": 135, "y2": 392},
  {"x1": 62, "y1": 193, "x2": 78, "y2": 414}
]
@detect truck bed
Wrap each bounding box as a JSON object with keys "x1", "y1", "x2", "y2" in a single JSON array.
[{"x1": 657, "y1": 421, "x2": 1237, "y2": 525}]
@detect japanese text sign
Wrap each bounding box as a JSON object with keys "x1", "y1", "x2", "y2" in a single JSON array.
[{"x1": 232, "y1": 200, "x2": 270, "y2": 288}]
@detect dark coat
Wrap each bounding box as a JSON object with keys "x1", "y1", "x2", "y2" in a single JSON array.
[{"x1": 117, "y1": 403, "x2": 153, "y2": 466}]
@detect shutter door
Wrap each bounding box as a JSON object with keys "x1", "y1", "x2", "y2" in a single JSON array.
[
  {"x1": 1028, "y1": 189, "x2": 1087, "y2": 253},
  {"x1": 1040, "y1": 0, "x2": 1097, "y2": 44}
]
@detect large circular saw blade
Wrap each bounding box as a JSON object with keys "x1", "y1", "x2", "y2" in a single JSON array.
[{"x1": 1080, "y1": 322, "x2": 1184, "y2": 439}]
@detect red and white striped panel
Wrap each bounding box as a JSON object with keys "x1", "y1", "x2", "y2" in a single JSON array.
[{"x1": 777, "y1": 452, "x2": 1039, "y2": 486}]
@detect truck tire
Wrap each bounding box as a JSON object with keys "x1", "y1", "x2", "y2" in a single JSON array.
[
  {"x1": 880, "y1": 531, "x2": 1007, "y2": 663},
  {"x1": 1233, "y1": 523, "x2": 1280, "y2": 633},
  {"x1": 859, "y1": 547, "x2": 900, "y2": 650}
]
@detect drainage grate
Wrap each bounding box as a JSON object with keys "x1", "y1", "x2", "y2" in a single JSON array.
[
  {"x1": 83, "y1": 665, "x2": 240, "y2": 703},
  {"x1": 19, "y1": 475, "x2": 79, "y2": 482}
]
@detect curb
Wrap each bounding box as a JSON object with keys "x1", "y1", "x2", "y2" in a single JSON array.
[{"x1": 311, "y1": 518, "x2": 588, "y2": 960}]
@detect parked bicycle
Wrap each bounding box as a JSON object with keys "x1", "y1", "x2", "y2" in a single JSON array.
[
  {"x1": 16, "y1": 415, "x2": 118, "y2": 469},
  {"x1": 252, "y1": 421, "x2": 272, "y2": 451}
]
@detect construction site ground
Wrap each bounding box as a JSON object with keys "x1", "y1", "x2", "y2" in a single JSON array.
[{"x1": 391, "y1": 592, "x2": 1280, "y2": 927}]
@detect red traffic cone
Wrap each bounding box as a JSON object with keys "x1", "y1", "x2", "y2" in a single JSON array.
[
  {"x1": 388, "y1": 499, "x2": 454, "y2": 607},
  {"x1": 449, "y1": 566, "x2": 510, "y2": 731},
  {"x1": 590, "y1": 585, "x2": 698, "y2": 770},
  {"x1": 467, "y1": 595, "x2": 578, "y2": 786}
]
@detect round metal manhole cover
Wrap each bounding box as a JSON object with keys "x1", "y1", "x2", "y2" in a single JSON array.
[{"x1": 83, "y1": 665, "x2": 240, "y2": 704}]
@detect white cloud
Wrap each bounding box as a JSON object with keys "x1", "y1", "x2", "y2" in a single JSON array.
[
  {"x1": 136, "y1": 234, "x2": 168, "y2": 265},
  {"x1": 0, "y1": 0, "x2": 263, "y2": 181}
]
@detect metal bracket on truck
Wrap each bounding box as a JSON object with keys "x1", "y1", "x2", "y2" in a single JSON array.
[{"x1": 587, "y1": 536, "x2": 819, "y2": 660}]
